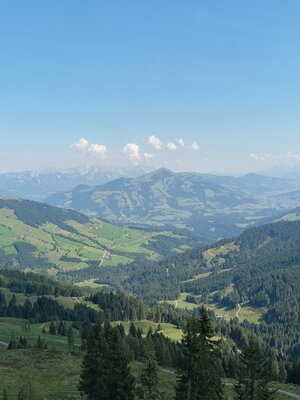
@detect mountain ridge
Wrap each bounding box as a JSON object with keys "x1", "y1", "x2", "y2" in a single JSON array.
[
  {"x1": 45, "y1": 168, "x2": 300, "y2": 239},
  {"x1": 0, "y1": 165, "x2": 152, "y2": 201}
]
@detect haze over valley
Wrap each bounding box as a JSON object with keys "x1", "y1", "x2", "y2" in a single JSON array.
[{"x1": 1, "y1": 1, "x2": 300, "y2": 399}]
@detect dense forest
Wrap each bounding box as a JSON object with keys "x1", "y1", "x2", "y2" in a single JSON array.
[
  {"x1": 1, "y1": 206, "x2": 300, "y2": 396},
  {"x1": 58, "y1": 246, "x2": 208, "y2": 303},
  {"x1": 56, "y1": 219, "x2": 300, "y2": 366}
]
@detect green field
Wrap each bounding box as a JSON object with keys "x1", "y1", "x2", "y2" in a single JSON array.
[
  {"x1": 0, "y1": 317, "x2": 297, "y2": 400},
  {"x1": 163, "y1": 292, "x2": 201, "y2": 311},
  {"x1": 276, "y1": 213, "x2": 300, "y2": 222},
  {"x1": 74, "y1": 279, "x2": 109, "y2": 289},
  {"x1": 0, "y1": 288, "x2": 101, "y2": 312},
  {"x1": 0, "y1": 318, "x2": 81, "y2": 352},
  {"x1": 0, "y1": 348, "x2": 297, "y2": 399},
  {"x1": 0, "y1": 207, "x2": 181, "y2": 275},
  {"x1": 203, "y1": 242, "x2": 240, "y2": 263},
  {"x1": 164, "y1": 291, "x2": 265, "y2": 324},
  {"x1": 0, "y1": 349, "x2": 175, "y2": 400},
  {"x1": 112, "y1": 319, "x2": 183, "y2": 341}
]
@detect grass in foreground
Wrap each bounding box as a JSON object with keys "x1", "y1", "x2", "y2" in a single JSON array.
[{"x1": 0, "y1": 349, "x2": 297, "y2": 400}]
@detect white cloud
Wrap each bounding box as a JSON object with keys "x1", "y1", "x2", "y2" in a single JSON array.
[
  {"x1": 122, "y1": 143, "x2": 141, "y2": 163},
  {"x1": 176, "y1": 138, "x2": 185, "y2": 147},
  {"x1": 250, "y1": 153, "x2": 271, "y2": 161},
  {"x1": 148, "y1": 135, "x2": 163, "y2": 150},
  {"x1": 174, "y1": 138, "x2": 199, "y2": 150},
  {"x1": 250, "y1": 152, "x2": 300, "y2": 162},
  {"x1": 166, "y1": 142, "x2": 177, "y2": 151},
  {"x1": 144, "y1": 152, "x2": 154, "y2": 159},
  {"x1": 89, "y1": 143, "x2": 108, "y2": 156},
  {"x1": 287, "y1": 151, "x2": 300, "y2": 160},
  {"x1": 71, "y1": 137, "x2": 89, "y2": 151},
  {"x1": 146, "y1": 135, "x2": 199, "y2": 152},
  {"x1": 189, "y1": 141, "x2": 200, "y2": 150}
]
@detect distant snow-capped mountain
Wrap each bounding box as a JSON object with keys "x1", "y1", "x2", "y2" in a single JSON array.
[{"x1": 0, "y1": 165, "x2": 152, "y2": 201}]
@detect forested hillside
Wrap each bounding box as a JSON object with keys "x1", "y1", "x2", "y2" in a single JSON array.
[
  {"x1": 0, "y1": 268, "x2": 299, "y2": 399},
  {"x1": 0, "y1": 197, "x2": 191, "y2": 275},
  {"x1": 56, "y1": 218, "x2": 300, "y2": 364},
  {"x1": 179, "y1": 220, "x2": 300, "y2": 360},
  {"x1": 1, "y1": 191, "x2": 300, "y2": 397},
  {"x1": 46, "y1": 168, "x2": 300, "y2": 239}
]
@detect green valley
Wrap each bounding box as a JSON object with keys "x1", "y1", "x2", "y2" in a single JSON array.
[{"x1": 0, "y1": 197, "x2": 189, "y2": 276}]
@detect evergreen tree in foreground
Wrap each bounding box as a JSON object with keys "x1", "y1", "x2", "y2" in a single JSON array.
[
  {"x1": 234, "y1": 335, "x2": 276, "y2": 400},
  {"x1": 49, "y1": 320, "x2": 56, "y2": 335},
  {"x1": 79, "y1": 322, "x2": 135, "y2": 400},
  {"x1": 67, "y1": 326, "x2": 75, "y2": 351},
  {"x1": 175, "y1": 307, "x2": 224, "y2": 400},
  {"x1": 138, "y1": 338, "x2": 162, "y2": 400}
]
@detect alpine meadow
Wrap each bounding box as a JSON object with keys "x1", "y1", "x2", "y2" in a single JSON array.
[{"x1": 1, "y1": 2, "x2": 300, "y2": 400}]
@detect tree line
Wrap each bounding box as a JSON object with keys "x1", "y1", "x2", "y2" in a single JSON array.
[{"x1": 80, "y1": 308, "x2": 276, "y2": 400}]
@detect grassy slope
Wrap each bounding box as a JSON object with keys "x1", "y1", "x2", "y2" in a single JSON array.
[
  {"x1": 0, "y1": 288, "x2": 100, "y2": 312},
  {"x1": 0, "y1": 317, "x2": 81, "y2": 352},
  {"x1": 0, "y1": 348, "x2": 296, "y2": 399},
  {"x1": 112, "y1": 319, "x2": 183, "y2": 341},
  {"x1": 0, "y1": 314, "x2": 297, "y2": 399},
  {"x1": 0, "y1": 207, "x2": 179, "y2": 274},
  {"x1": 164, "y1": 242, "x2": 265, "y2": 324}
]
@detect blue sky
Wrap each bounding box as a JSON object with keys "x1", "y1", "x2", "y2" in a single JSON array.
[{"x1": 0, "y1": 1, "x2": 300, "y2": 173}]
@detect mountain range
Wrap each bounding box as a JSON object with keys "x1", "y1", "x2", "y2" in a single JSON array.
[
  {"x1": 1, "y1": 174, "x2": 300, "y2": 389},
  {"x1": 0, "y1": 165, "x2": 150, "y2": 201},
  {"x1": 46, "y1": 168, "x2": 300, "y2": 239}
]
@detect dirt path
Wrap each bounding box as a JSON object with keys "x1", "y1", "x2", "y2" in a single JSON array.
[
  {"x1": 159, "y1": 367, "x2": 175, "y2": 375},
  {"x1": 135, "y1": 368, "x2": 300, "y2": 399},
  {"x1": 278, "y1": 390, "x2": 300, "y2": 399},
  {"x1": 236, "y1": 303, "x2": 241, "y2": 318},
  {"x1": 225, "y1": 382, "x2": 300, "y2": 399},
  {"x1": 72, "y1": 297, "x2": 82, "y2": 304}
]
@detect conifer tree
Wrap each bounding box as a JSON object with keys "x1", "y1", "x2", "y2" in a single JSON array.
[
  {"x1": 49, "y1": 321, "x2": 56, "y2": 335},
  {"x1": 8, "y1": 331, "x2": 17, "y2": 350},
  {"x1": 79, "y1": 322, "x2": 135, "y2": 400},
  {"x1": 57, "y1": 320, "x2": 66, "y2": 336},
  {"x1": 35, "y1": 336, "x2": 47, "y2": 349},
  {"x1": 67, "y1": 326, "x2": 75, "y2": 351},
  {"x1": 176, "y1": 309, "x2": 224, "y2": 400},
  {"x1": 19, "y1": 336, "x2": 28, "y2": 349},
  {"x1": 235, "y1": 336, "x2": 276, "y2": 400},
  {"x1": 139, "y1": 338, "x2": 162, "y2": 400},
  {"x1": 0, "y1": 291, "x2": 7, "y2": 316}
]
